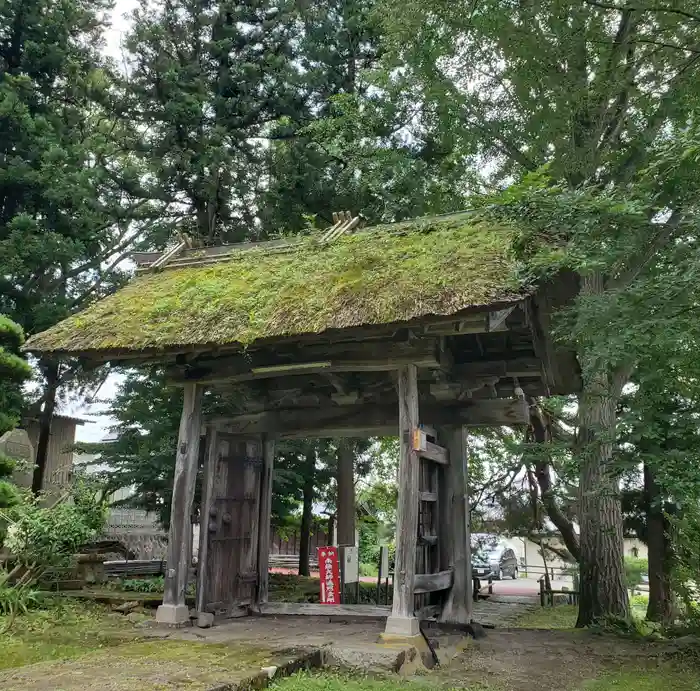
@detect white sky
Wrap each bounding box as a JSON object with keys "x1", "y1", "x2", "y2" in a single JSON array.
[{"x1": 105, "y1": 0, "x2": 139, "y2": 60}]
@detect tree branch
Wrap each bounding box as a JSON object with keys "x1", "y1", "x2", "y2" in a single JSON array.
[
  {"x1": 607, "y1": 208, "x2": 685, "y2": 291},
  {"x1": 582, "y1": 0, "x2": 700, "y2": 23}
]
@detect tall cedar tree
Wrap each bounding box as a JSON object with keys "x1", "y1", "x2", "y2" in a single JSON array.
[
  {"x1": 0, "y1": 0, "x2": 156, "y2": 491},
  {"x1": 123, "y1": 0, "x2": 306, "y2": 243},
  {"x1": 261, "y1": 0, "x2": 469, "y2": 232}
]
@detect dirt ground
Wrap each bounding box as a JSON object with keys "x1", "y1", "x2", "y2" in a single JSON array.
[
  {"x1": 2, "y1": 598, "x2": 698, "y2": 691},
  {"x1": 428, "y1": 628, "x2": 697, "y2": 691}
]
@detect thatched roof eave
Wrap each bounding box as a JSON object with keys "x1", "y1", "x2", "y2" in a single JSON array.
[{"x1": 25, "y1": 213, "x2": 533, "y2": 360}]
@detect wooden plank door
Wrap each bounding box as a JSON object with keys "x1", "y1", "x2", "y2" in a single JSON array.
[
  {"x1": 199, "y1": 432, "x2": 263, "y2": 617},
  {"x1": 412, "y1": 427, "x2": 452, "y2": 617}
]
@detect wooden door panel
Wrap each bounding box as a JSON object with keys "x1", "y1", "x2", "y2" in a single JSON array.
[{"x1": 200, "y1": 434, "x2": 262, "y2": 616}]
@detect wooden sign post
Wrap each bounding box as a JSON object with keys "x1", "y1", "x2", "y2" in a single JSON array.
[{"x1": 318, "y1": 547, "x2": 341, "y2": 605}]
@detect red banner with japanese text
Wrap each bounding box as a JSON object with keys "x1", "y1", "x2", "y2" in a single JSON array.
[{"x1": 317, "y1": 546, "x2": 341, "y2": 605}]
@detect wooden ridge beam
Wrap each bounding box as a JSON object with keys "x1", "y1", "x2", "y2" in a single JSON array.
[
  {"x1": 414, "y1": 569, "x2": 453, "y2": 595},
  {"x1": 212, "y1": 397, "x2": 530, "y2": 438}
]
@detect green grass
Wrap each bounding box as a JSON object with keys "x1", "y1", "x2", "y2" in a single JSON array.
[
  {"x1": 0, "y1": 597, "x2": 139, "y2": 670},
  {"x1": 271, "y1": 672, "x2": 448, "y2": 691},
  {"x1": 273, "y1": 668, "x2": 700, "y2": 691},
  {"x1": 581, "y1": 667, "x2": 700, "y2": 691},
  {"x1": 512, "y1": 604, "x2": 579, "y2": 629}
]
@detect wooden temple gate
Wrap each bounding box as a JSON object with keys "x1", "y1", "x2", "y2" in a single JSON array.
[
  {"x1": 186, "y1": 373, "x2": 477, "y2": 635},
  {"x1": 24, "y1": 213, "x2": 580, "y2": 637}
]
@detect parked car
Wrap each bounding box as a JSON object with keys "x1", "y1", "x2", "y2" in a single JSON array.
[{"x1": 471, "y1": 535, "x2": 519, "y2": 580}]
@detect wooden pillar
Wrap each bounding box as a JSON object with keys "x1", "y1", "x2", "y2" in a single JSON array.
[
  {"x1": 385, "y1": 364, "x2": 421, "y2": 637},
  {"x1": 256, "y1": 436, "x2": 275, "y2": 606},
  {"x1": 196, "y1": 426, "x2": 218, "y2": 618},
  {"x1": 438, "y1": 425, "x2": 472, "y2": 624},
  {"x1": 157, "y1": 383, "x2": 204, "y2": 625},
  {"x1": 337, "y1": 442, "x2": 355, "y2": 547}
]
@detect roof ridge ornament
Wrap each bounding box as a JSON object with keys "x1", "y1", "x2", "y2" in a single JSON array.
[
  {"x1": 151, "y1": 232, "x2": 193, "y2": 271},
  {"x1": 320, "y1": 211, "x2": 363, "y2": 243}
]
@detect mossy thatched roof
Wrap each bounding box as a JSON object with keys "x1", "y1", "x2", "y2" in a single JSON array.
[{"x1": 25, "y1": 213, "x2": 531, "y2": 356}]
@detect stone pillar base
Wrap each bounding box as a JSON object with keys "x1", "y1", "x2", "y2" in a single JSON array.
[
  {"x1": 155, "y1": 603, "x2": 190, "y2": 625},
  {"x1": 383, "y1": 615, "x2": 420, "y2": 637}
]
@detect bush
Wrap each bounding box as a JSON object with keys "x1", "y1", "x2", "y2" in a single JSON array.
[
  {"x1": 359, "y1": 562, "x2": 378, "y2": 577},
  {"x1": 1, "y1": 477, "x2": 108, "y2": 573},
  {"x1": 0, "y1": 570, "x2": 40, "y2": 633},
  {"x1": 119, "y1": 577, "x2": 164, "y2": 593},
  {"x1": 625, "y1": 557, "x2": 648, "y2": 589}
]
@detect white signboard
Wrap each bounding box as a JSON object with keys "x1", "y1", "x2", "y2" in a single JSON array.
[{"x1": 342, "y1": 545, "x2": 359, "y2": 584}]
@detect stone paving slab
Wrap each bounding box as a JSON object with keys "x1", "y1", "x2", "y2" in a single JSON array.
[{"x1": 472, "y1": 595, "x2": 539, "y2": 627}]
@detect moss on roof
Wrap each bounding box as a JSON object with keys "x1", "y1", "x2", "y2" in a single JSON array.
[{"x1": 25, "y1": 213, "x2": 530, "y2": 355}]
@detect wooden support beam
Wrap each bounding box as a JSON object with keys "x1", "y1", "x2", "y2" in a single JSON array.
[
  {"x1": 214, "y1": 397, "x2": 530, "y2": 438},
  {"x1": 386, "y1": 364, "x2": 421, "y2": 638},
  {"x1": 169, "y1": 339, "x2": 442, "y2": 385},
  {"x1": 414, "y1": 569, "x2": 453, "y2": 594},
  {"x1": 259, "y1": 602, "x2": 390, "y2": 618},
  {"x1": 418, "y1": 534, "x2": 439, "y2": 546},
  {"x1": 156, "y1": 383, "x2": 203, "y2": 625},
  {"x1": 196, "y1": 426, "x2": 217, "y2": 617},
  {"x1": 336, "y1": 442, "x2": 355, "y2": 547},
  {"x1": 256, "y1": 436, "x2": 275, "y2": 607},
  {"x1": 437, "y1": 426, "x2": 472, "y2": 625},
  {"x1": 453, "y1": 357, "x2": 543, "y2": 380}
]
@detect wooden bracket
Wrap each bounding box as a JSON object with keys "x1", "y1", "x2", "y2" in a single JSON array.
[
  {"x1": 412, "y1": 429, "x2": 449, "y2": 465},
  {"x1": 414, "y1": 569, "x2": 453, "y2": 594}
]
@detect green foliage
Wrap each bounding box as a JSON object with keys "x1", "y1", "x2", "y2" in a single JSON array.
[
  {"x1": 0, "y1": 571, "x2": 40, "y2": 632},
  {"x1": 123, "y1": 0, "x2": 308, "y2": 245},
  {"x1": 119, "y1": 577, "x2": 164, "y2": 593},
  {"x1": 358, "y1": 516, "x2": 381, "y2": 567},
  {"x1": 624, "y1": 558, "x2": 649, "y2": 590},
  {"x1": 0, "y1": 0, "x2": 154, "y2": 335},
  {"x1": 582, "y1": 668, "x2": 700, "y2": 691},
  {"x1": 78, "y1": 370, "x2": 242, "y2": 527},
  {"x1": 2, "y1": 478, "x2": 107, "y2": 571},
  {"x1": 0, "y1": 315, "x2": 31, "y2": 435}
]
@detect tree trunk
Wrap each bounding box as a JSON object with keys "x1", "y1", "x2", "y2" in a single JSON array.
[
  {"x1": 298, "y1": 452, "x2": 315, "y2": 577},
  {"x1": 575, "y1": 272, "x2": 631, "y2": 626},
  {"x1": 644, "y1": 463, "x2": 674, "y2": 623},
  {"x1": 327, "y1": 514, "x2": 335, "y2": 547},
  {"x1": 575, "y1": 367, "x2": 629, "y2": 626},
  {"x1": 32, "y1": 360, "x2": 60, "y2": 494}
]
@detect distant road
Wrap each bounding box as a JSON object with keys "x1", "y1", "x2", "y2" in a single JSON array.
[{"x1": 490, "y1": 577, "x2": 572, "y2": 597}]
